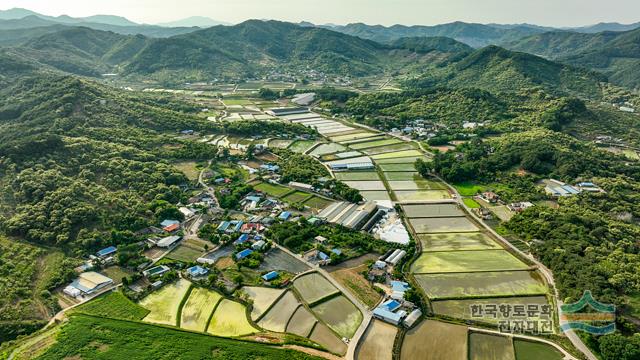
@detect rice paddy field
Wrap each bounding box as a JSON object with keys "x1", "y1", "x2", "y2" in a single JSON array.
[
  {"x1": 414, "y1": 271, "x2": 547, "y2": 299},
  {"x1": 259, "y1": 247, "x2": 310, "y2": 274},
  {"x1": 343, "y1": 180, "x2": 387, "y2": 191},
  {"x1": 411, "y1": 250, "x2": 530, "y2": 273},
  {"x1": 431, "y1": 296, "x2": 551, "y2": 325},
  {"x1": 330, "y1": 132, "x2": 378, "y2": 143},
  {"x1": 140, "y1": 279, "x2": 191, "y2": 326},
  {"x1": 400, "y1": 320, "x2": 468, "y2": 360},
  {"x1": 402, "y1": 204, "x2": 464, "y2": 218},
  {"x1": 382, "y1": 171, "x2": 420, "y2": 181},
  {"x1": 207, "y1": 299, "x2": 257, "y2": 336},
  {"x1": 514, "y1": 339, "x2": 565, "y2": 360},
  {"x1": 371, "y1": 149, "x2": 423, "y2": 160},
  {"x1": 388, "y1": 180, "x2": 447, "y2": 191},
  {"x1": 340, "y1": 134, "x2": 386, "y2": 145},
  {"x1": 321, "y1": 151, "x2": 362, "y2": 161},
  {"x1": 362, "y1": 143, "x2": 417, "y2": 155},
  {"x1": 180, "y1": 287, "x2": 222, "y2": 331},
  {"x1": 310, "y1": 143, "x2": 347, "y2": 156},
  {"x1": 253, "y1": 182, "x2": 293, "y2": 197},
  {"x1": 286, "y1": 306, "x2": 318, "y2": 337},
  {"x1": 469, "y1": 332, "x2": 515, "y2": 360},
  {"x1": 418, "y1": 232, "x2": 502, "y2": 251},
  {"x1": 289, "y1": 140, "x2": 318, "y2": 153},
  {"x1": 309, "y1": 322, "x2": 348, "y2": 355},
  {"x1": 312, "y1": 295, "x2": 363, "y2": 338},
  {"x1": 355, "y1": 320, "x2": 397, "y2": 360},
  {"x1": 268, "y1": 139, "x2": 295, "y2": 149},
  {"x1": 349, "y1": 138, "x2": 402, "y2": 150},
  {"x1": 394, "y1": 190, "x2": 451, "y2": 202},
  {"x1": 360, "y1": 190, "x2": 392, "y2": 201},
  {"x1": 242, "y1": 286, "x2": 285, "y2": 321},
  {"x1": 302, "y1": 196, "x2": 334, "y2": 211},
  {"x1": 408, "y1": 217, "x2": 479, "y2": 233},
  {"x1": 293, "y1": 273, "x2": 340, "y2": 305},
  {"x1": 282, "y1": 191, "x2": 313, "y2": 204},
  {"x1": 258, "y1": 291, "x2": 301, "y2": 332},
  {"x1": 379, "y1": 163, "x2": 417, "y2": 171},
  {"x1": 375, "y1": 156, "x2": 429, "y2": 164},
  {"x1": 335, "y1": 171, "x2": 380, "y2": 181}
]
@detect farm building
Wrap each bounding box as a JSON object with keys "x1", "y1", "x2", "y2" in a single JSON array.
[
  {"x1": 318, "y1": 201, "x2": 378, "y2": 230},
  {"x1": 385, "y1": 249, "x2": 407, "y2": 266},
  {"x1": 262, "y1": 271, "x2": 279, "y2": 281},
  {"x1": 179, "y1": 207, "x2": 196, "y2": 219},
  {"x1": 289, "y1": 182, "x2": 314, "y2": 192},
  {"x1": 186, "y1": 265, "x2": 209, "y2": 278},
  {"x1": 64, "y1": 272, "x2": 113, "y2": 297},
  {"x1": 403, "y1": 309, "x2": 422, "y2": 327},
  {"x1": 507, "y1": 202, "x2": 535, "y2": 212},
  {"x1": 235, "y1": 233, "x2": 250, "y2": 245},
  {"x1": 252, "y1": 240, "x2": 266, "y2": 250},
  {"x1": 279, "y1": 211, "x2": 292, "y2": 220},
  {"x1": 163, "y1": 223, "x2": 180, "y2": 232},
  {"x1": 267, "y1": 107, "x2": 309, "y2": 116},
  {"x1": 260, "y1": 164, "x2": 280, "y2": 172},
  {"x1": 576, "y1": 182, "x2": 603, "y2": 192},
  {"x1": 143, "y1": 265, "x2": 170, "y2": 277},
  {"x1": 96, "y1": 246, "x2": 117, "y2": 258},
  {"x1": 217, "y1": 221, "x2": 231, "y2": 232},
  {"x1": 314, "y1": 235, "x2": 328, "y2": 243},
  {"x1": 156, "y1": 235, "x2": 182, "y2": 248},
  {"x1": 374, "y1": 260, "x2": 387, "y2": 269},
  {"x1": 373, "y1": 299, "x2": 407, "y2": 326},
  {"x1": 160, "y1": 219, "x2": 180, "y2": 228},
  {"x1": 544, "y1": 179, "x2": 580, "y2": 197},
  {"x1": 228, "y1": 220, "x2": 244, "y2": 233},
  {"x1": 236, "y1": 249, "x2": 254, "y2": 260},
  {"x1": 390, "y1": 281, "x2": 410, "y2": 300}
]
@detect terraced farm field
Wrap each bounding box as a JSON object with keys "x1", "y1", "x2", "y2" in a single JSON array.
[
  {"x1": 242, "y1": 286, "x2": 285, "y2": 321},
  {"x1": 180, "y1": 288, "x2": 222, "y2": 331},
  {"x1": 414, "y1": 271, "x2": 547, "y2": 299},
  {"x1": 268, "y1": 139, "x2": 295, "y2": 149},
  {"x1": 360, "y1": 190, "x2": 392, "y2": 201},
  {"x1": 310, "y1": 143, "x2": 347, "y2": 156},
  {"x1": 253, "y1": 182, "x2": 292, "y2": 197},
  {"x1": 382, "y1": 171, "x2": 420, "y2": 180},
  {"x1": 394, "y1": 190, "x2": 451, "y2": 202},
  {"x1": 418, "y1": 232, "x2": 502, "y2": 251},
  {"x1": 312, "y1": 295, "x2": 363, "y2": 338},
  {"x1": 207, "y1": 299, "x2": 256, "y2": 336},
  {"x1": 411, "y1": 250, "x2": 530, "y2": 273},
  {"x1": 401, "y1": 320, "x2": 468, "y2": 360},
  {"x1": 375, "y1": 155, "x2": 429, "y2": 164},
  {"x1": 362, "y1": 143, "x2": 416, "y2": 155},
  {"x1": 140, "y1": 279, "x2": 191, "y2": 326},
  {"x1": 349, "y1": 138, "x2": 402, "y2": 149},
  {"x1": 285, "y1": 306, "x2": 317, "y2": 337},
  {"x1": 343, "y1": 180, "x2": 387, "y2": 191},
  {"x1": 330, "y1": 132, "x2": 378, "y2": 143},
  {"x1": 403, "y1": 204, "x2": 464, "y2": 218},
  {"x1": 379, "y1": 163, "x2": 417, "y2": 171},
  {"x1": 371, "y1": 149, "x2": 423, "y2": 160},
  {"x1": 289, "y1": 140, "x2": 317, "y2": 153},
  {"x1": 335, "y1": 171, "x2": 380, "y2": 181},
  {"x1": 258, "y1": 291, "x2": 300, "y2": 332},
  {"x1": 293, "y1": 273, "x2": 340, "y2": 304},
  {"x1": 355, "y1": 320, "x2": 397, "y2": 360},
  {"x1": 469, "y1": 332, "x2": 515, "y2": 360},
  {"x1": 309, "y1": 322, "x2": 348, "y2": 355},
  {"x1": 514, "y1": 339, "x2": 565, "y2": 360},
  {"x1": 388, "y1": 180, "x2": 447, "y2": 190},
  {"x1": 408, "y1": 217, "x2": 478, "y2": 233}
]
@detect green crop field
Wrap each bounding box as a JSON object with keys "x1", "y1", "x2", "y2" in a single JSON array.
[
  {"x1": 335, "y1": 171, "x2": 380, "y2": 181},
  {"x1": 408, "y1": 217, "x2": 478, "y2": 233},
  {"x1": 310, "y1": 143, "x2": 347, "y2": 156},
  {"x1": 309, "y1": 322, "x2": 347, "y2": 355},
  {"x1": 414, "y1": 271, "x2": 547, "y2": 299},
  {"x1": 30, "y1": 314, "x2": 320, "y2": 360},
  {"x1": 293, "y1": 273, "x2": 340, "y2": 305},
  {"x1": 431, "y1": 296, "x2": 551, "y2": 325},
  {"x1": 453, "y1": 182, "x2": 486, "y2": 196},
  {"x1": 382, "y1": 171, "x2": 419, "y2": 181},
  {"x1": 411, "y1": 250, "x2": 529, "y2": 273},
  {"x1": 253, "y1": 182, "x2": 293, "y2": 197},
  {"x1": 418, "y1": 232, "x2": 501, "y2": 251},
  {"x1": 394, "y1": 190, "x2": 451, "y2": 202},
  {"x1": 285, "y1": 306, "x2": 317, "y2": 337},
  {"x1": 312, "y1": 295, "x2": 362, "y2": 338},
  {"x1": 514, "y1": 339, "x2": 565, "y2": 360},
  {"x1": 463, "y1": 198, "x2": 481, "y2": 208},
  {"x1": 180, "y1": 288, "x2": 222, "y2": 332},
  {"x1": 339, "y1": 134, "x2": 386, "y2": 145},
  {"x1": 402, "y1": 204, "x2": 464, "y2": 218},
  {"x1": 371, "y1": 149, "x2": 423, "y2": 160},
  {"x1": 362, "y1": 143, "x2": 417, "y2": 155},
  {"x1": 283, "y1": 191, "x2": 313, "y2": 204},
  {"x1": 303, "y1": 196, "x2": 334, "y2": 211},
  {"x1": 361, "y1": 190, "x2": 392, "y2": 201},
  {"x1": 167, "y1": 243, "x2": 203, "y2": 263},
  {"x1": 400, "y1": 320, "x2": 468, "y2": 360},
  {"x1": 257, "y1": 291, "x2": 300, "y2": 332},
  {"x1": 74, "y1": 291, "x2": 149, "y2": 321},
  {"x1": 330, "y1": 132, "x2": 378, "y2": 143},
  {"x1": 140, "y1": 279, "x2": 191, "y2": 326},
  {"x1": 379, "y1": 163, "x2": 416, "y2": 171},
  {"x1": 349, "y1": 138, "x2": 402, "y2": 150},
  {"x1": 269, "y1": 139, "x2": 295, "y2": 149},
  {"x1": 242, "y1": 286, "x2": 285, "y2": 321},
  {"x1": 289, "y1": 140, "x2": 317, "y2": 153},
  {"x1": 207, "y1": 299, "x2": 257, "y2": 337},
  {"x1": 469, "y1": 332, "x2": 515, "y2": 360}
]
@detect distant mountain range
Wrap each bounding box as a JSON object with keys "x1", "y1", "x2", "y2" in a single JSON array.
[
  {"x1": 157, "y1": 16, "x2": 231, "y2": 28},
  {"x1": 0, "y1": 8, "x2": 138, "y2": 26}
]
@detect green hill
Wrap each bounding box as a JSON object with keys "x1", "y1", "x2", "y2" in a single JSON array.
[
  {"x1": 389, "y1": 36, "x2": 473, "y2": 54},
  {"x1": 406, "y1": 45, "x2": 606, "y2": 98},
  {"x1": 504, "y1": 28, "x2": 640, "y2": 89}
]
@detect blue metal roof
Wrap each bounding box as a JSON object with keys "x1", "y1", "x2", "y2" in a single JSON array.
[
  {"x1": 382, "y1": 299, "x2": 402, "y2": 312},
  {"x1": 97, "y1": 246, "x2": 117, "y2": 257},
  {"x1": 236, "y1": 249, "x2": 253, "y2": 260},
  {"x1": 235, "y1": 234, "x2": 249, "y2": 244},
  {"x1": 160, "y1": 219, "x2": 180, "y2": 227},
  {"x1": 187, "y1": 265, "x2": 208, "y2": 276},
  {"x1": 279, "y1": 211, "x2": 291, "y2": 220},
  {"x1": 331, "y1": 248, "x2": 342, "y2": 256},
  {"x1": 373, "y1": 307, "x2": 402, "y2": 323},
  {"x1": 390, "y1": 281, "x2": 410, "y2": 293},
  {"x1": 262, "y1": 271, "x2": 279, "y2": 281},
  {"x1": 318, "y1": 251, "x2": 329, "y2": 261}
]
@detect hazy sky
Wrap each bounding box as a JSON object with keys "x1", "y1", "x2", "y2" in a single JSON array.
[{"x1": 3, "y1": 0, "x2": 640, "y2": 27}]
